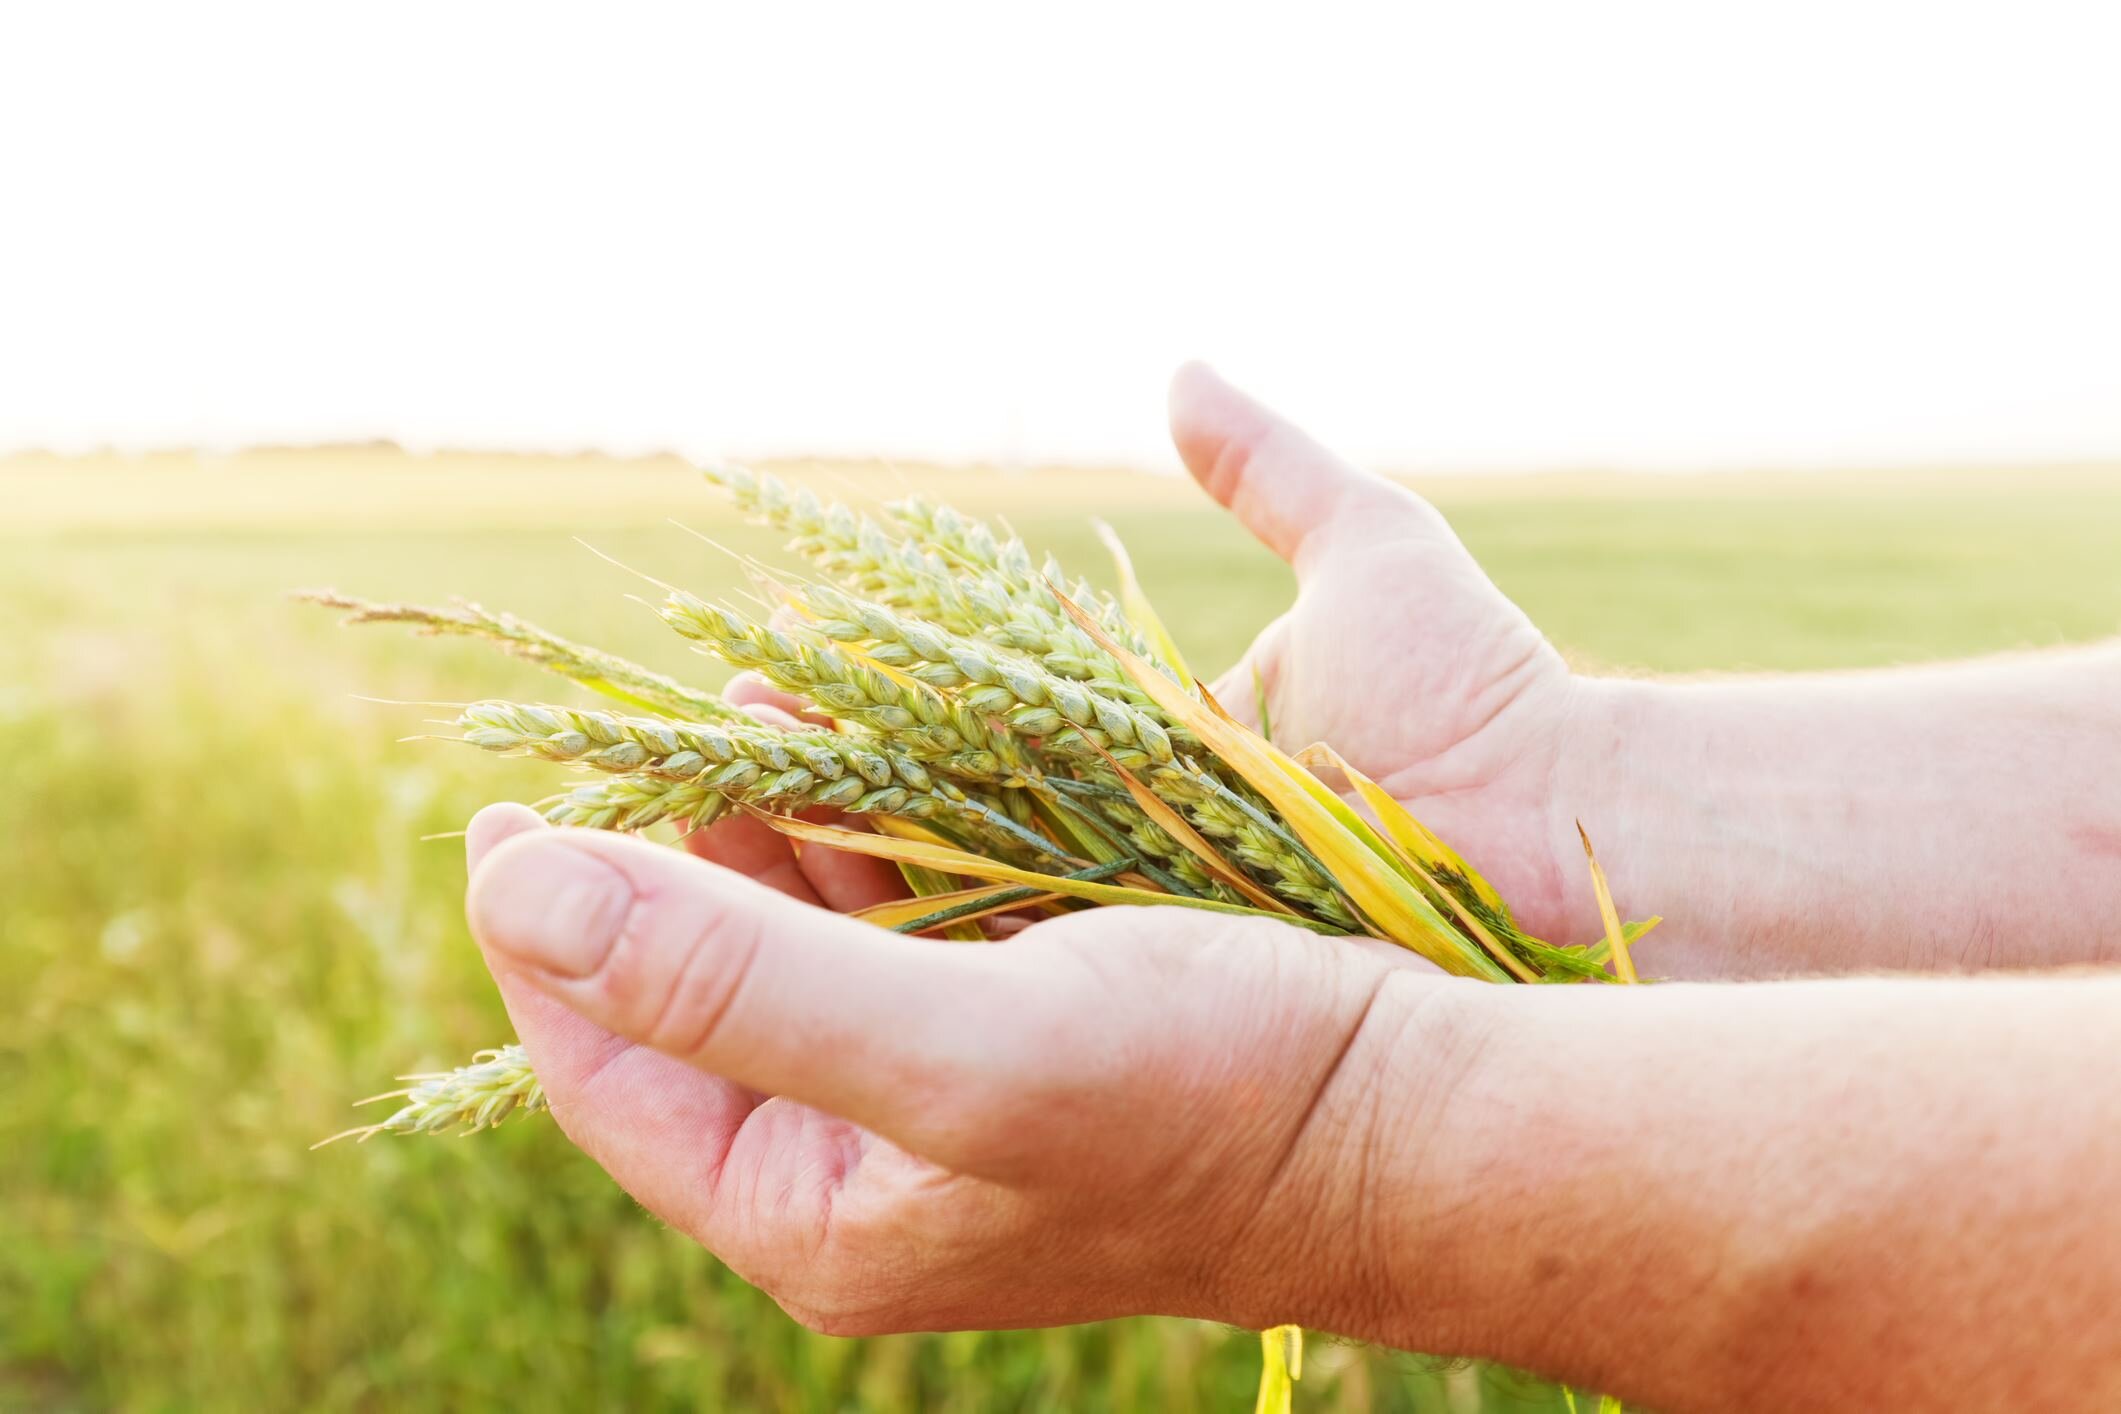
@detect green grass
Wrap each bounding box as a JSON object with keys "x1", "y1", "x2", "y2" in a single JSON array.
[{"x1": 4, "y1": 454, "x2": 2118, "y2": 1412}]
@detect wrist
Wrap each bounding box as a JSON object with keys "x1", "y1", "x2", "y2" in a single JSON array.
[
  {"x1": 1219, "y1": 970, "x2": 1510, "y2": 1351},
  {"x1": 1333, "y1": 979, "x2": 1634, "y2": 1378},
  {"x1": 1354, "y1": 975, "x2": 1525, "y2": 1356},
  {"x1": 1543, "y1": 675, "x2": 1667, "y2": 942}
]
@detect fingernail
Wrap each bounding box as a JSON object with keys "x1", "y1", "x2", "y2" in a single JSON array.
[{"x1": 469, "y1": 838, "x2": 634, "y2": 978}]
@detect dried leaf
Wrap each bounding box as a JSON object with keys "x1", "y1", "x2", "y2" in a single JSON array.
[
  {"x1": 1049, "y1": 587, "x2": 1510, "y2": 980},
  {"x1": 1092, "y1": 519, "x2": 1193, "y2": 688},
  {"x1": 760, "y1": 813, "x2": 1342, "y2": 931},
  {"x1": 1578, "y1": 821, "x2": 1637, "y2": 983}
]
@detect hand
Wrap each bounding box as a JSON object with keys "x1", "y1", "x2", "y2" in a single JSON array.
[
  {"x1": 463, "y1": 803, "x2": 1467, "y2": 1340},
  {"x1": 1169, "y1": 363, "x2": 1593, "y2": 944}
]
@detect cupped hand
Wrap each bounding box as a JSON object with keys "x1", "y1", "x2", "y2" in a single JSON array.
[
  {"x1": 465, "y1": 803, "x2": 1468, "y2": 1341},
  {"x1": 460, "y1": 366, "x2": 1598, "y2": 1342},
  {"x1": 1169, "y1": 363, "x2": 1595, "y2": 944}
]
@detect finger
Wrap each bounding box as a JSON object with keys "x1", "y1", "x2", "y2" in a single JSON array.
[
  {"x1": 680, "y1": 809, "x2": 822, "y2": 904},
  {"x1": 676, "y1": 696, "x2": 822, "y2": 898},
  {"x1": 488, "y1": 967, "x2": 771, "y2": 1207},
  {"x1": 712, "y1": 699, "x2": 909, "y2": 912},
  {"x1": 1167, "y1": 361, "x2": 1446, "y2": 578},
  {"x1": 467, "y1": 803, "x2": 769, "y2": 1174},
  {"x1": 466, "y1": 805, "x2": 864, "y2": 1290},
  {"x1": 1207, "y1": 612, "x2": 1290, "y2": 738},
  {"x1": 467, "y1": 800, "x2": 549, "y2": 872},
  {"x1": 466, "y1": 826, "x2": 1054, "y2": 1167},
  {"x1": 788, "y1": 806, "x2": 913, "y2": 913},
  {"x1": 723, "y1": 671, "x2": 830, "y2": 726},
  {"x1": 680, "y1": 699, "x2": 814, "y2": 880}
]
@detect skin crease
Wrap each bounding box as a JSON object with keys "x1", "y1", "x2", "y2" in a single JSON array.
[{"x1": 464, "y1": 364, "x2": 2121, "y2": 1411}]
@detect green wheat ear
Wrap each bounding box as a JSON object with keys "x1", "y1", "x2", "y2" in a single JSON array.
[{"x1": 313, "y1": 1045, "x2": 545, "y2": 1148}]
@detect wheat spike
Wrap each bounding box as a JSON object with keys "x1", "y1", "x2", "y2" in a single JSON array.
[
  {"x1": 466, "y1": 700, "x2": 1061, "y2": 861},
  {"x1": 702, "y1": 464, "x2": 1175, "y2": 694},
  {"x1": 301, "y1": 590, "x2": 738, "y2": 723},
  {"x1": 789, "y1": 584, "x2": 1348, "y2": 923},
  {"x1": 654, "y1": 590, "x2": 1039, "y2": 777},
  {"x1": 455, "y1": 699, "x2": 943, "y2": 797},
  {"x1": 316, "y1": 1044, "x2": 546, "y2": 1146},
  {"x1": 793, "y1": 582, "x2": 1191, "y2": 764}
]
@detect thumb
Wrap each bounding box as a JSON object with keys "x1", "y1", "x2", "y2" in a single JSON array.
[
  {"x1": 466, "y1": 799, "x2": 546, "y2": 872},
  {"x1": 465, "y1": 819, "x2": 1055, "y2": 1169},
  {"x1": 1168, "y1": 361, "x2": 1445, "y2": 577}
]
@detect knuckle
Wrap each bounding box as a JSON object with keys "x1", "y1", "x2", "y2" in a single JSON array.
[
  {"x1": 771, "y1": 1273, "x2": 909, "y2": 1338},
  {"x1": 635, "y1": 890, "x2": 770, "y2": 1062},
  {"x1": 1200, "y1": 435, "x2": 1255, "y2": 507},
  {"x1": 778, "y1": 1298, "x2": 889, "y2": 1339}
]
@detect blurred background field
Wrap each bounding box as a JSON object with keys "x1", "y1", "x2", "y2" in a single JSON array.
[{"x1": 5, "y1": 450, "x2": 2120, "y2": 1413}]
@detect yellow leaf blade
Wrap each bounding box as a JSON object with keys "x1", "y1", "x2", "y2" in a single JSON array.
[
  {"x1": 1078, "y1": 733, "x2": 1296, "y2": 915},
  {"x1": 1253, "y1": 1326, "x2": 1303, "y2": 1414},
  {"x1": 1577, "y1": 821, "x2": 1637, "y2": 983},
  {"x1": 856, "y1": 818, "x2": 983, "y2": 936},
  {"x1": 1048, "y1": 588, "x2": 1510, "y2": 980},
  {"x1": 894, "y1": 863, "x2": 985, "y2": 940},
  {"x1": 1092, "y1": 519, "x2": 1193, "y2": 688},
  {"x1": 867, "y1": 816, "x2": 964, "y2": 851},
  {"x1": 852, "y1": 880, "x2": 1050, "y2": 930},
  {"x1": 759, "y1": 814, "x2": 1340, "y2": 931},
  {"x1": 1293, "y1": 743, "x2": 1505, "y2": 915},
  {"x1": 1296, "y1": 743, "x2": 1536, "y2": 982},
  {"x1": 1585, "y1": 916, "x2": 1661, "y2": 967}
]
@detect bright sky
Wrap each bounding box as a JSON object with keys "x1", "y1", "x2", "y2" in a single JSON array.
[{"x1": 3, "y1": 3, "x2": 2117, "y2": 472}]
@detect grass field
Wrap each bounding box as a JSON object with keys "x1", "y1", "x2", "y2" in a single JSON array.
[{"x1": 5, "y1": 450, "x2": 2120, "y2": 1412}]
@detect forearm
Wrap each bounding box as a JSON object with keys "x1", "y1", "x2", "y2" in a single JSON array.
[
  {"x1": 1564, "y1": 642, "x2": 2121, "y2": 976},
  {"x1": 1339, "y1": 972, "x2": 2121, "y2": 1412}
]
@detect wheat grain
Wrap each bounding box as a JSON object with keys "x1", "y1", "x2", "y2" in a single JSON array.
[{"x1": 700, "y1": 463, "x2": 986, "y2": 632}]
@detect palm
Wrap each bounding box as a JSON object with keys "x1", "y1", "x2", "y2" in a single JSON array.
[
  {"x1": 1177, "y1": 366, "x2": 1582, "y2": 941},
  {"x1": 1250, "y1": 531, "x2": 1562, "y2": 781},
  {"x1": 490, "y1": 976, "x2": 939, "y2": 1327}
]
